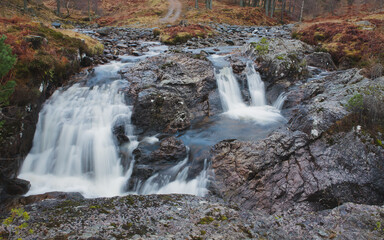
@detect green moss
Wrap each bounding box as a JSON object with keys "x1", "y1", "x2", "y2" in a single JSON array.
[
  {"x1": 250, "y1": 37, "x2": 269, "y2": 56},
  {"x1": 197, "y1": 216, "x2": 214, "y2": 224},
  {"x1": 125, "y1": 196, "x2": 135, "y2": 205},
  {"x1": 376, "y1": 139, "x2": 383, "y2": 148},
  {"x1": 200, "y1": 230, "x2": 206, "y2": 235},
  {"x1": 291, "y1": 32, "x2": 300, "y2": 39}
]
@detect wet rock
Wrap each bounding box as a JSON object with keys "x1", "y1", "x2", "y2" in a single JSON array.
[
  {"x1": 211, "y1": 128, "x2": 384, "y2": 214},
  {"x1": 132, "y1": 51, "x2": 142, "y2": 56},
  {"x1": 112, "y1": 125, "x2": 129, "y2": 145},
  {"x1": 150, "y1": 136, "x2": 187, "y2": 162},
  {"x1": 132, "y1": 90, "x2": 191, "y2": 134},
  {"x1": 126, "y1": 54, "x2": 217, "y2": 134},
  {"x1": 81, "y1": 56, "x2": 93, "y2": 67},
  {"x1": 1, "y1": 176, "x2": 30, "y2": 196},
  {"x1": 246, "y1": 38, "x2": 313, "y2": 84},
  {"x1": 211, "y1": 70, "x2": 384, "y2": 214},
  {"x1": 305, "y1": 52, "x2": 337, "y2": 71},
  {"x1": 225, "y1": 40, "x2": 235, "y2": 45}
]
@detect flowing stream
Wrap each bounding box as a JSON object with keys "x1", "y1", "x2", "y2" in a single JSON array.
[
  {"x1": 19, "y1": 41, "x2": 286, "y2": 198},
  {"x1": 210, "y1": 55, "x2": 286, "y2": 124}
]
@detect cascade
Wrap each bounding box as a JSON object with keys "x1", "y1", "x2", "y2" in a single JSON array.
[
  {"x1": 19, "y1": 80, "x2": 131, "y2": 197},
  {"x1": 19, "y1": 44, "x2": 209, "y2": 198},
  {"x1": 213, "y1": 57, "x2": 286, "y2": 124}
]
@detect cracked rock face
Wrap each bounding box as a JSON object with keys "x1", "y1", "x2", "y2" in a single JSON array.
[
  {"x1": 211, "y1": 129, "x2": 384, "y2": 214},
  {"x1": 210, "y1": 69, "x2": 384, "y2": 214}
]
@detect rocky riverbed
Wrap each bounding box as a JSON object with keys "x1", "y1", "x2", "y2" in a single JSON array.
[{"x1": 1, "y1": 23, "x2": 384, "y2": 239}]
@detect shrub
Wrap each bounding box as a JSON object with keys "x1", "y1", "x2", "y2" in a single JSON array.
[
  {"x1": 0, "y1": 35, "x2": 17, "y2": 79},
  {"x1": 1, "y1": 208, "x2": 33, "y2": 239},
  {"x1": 0, "y1": 80, "x2": 16, "y2": 107},
  {"x1": 346, "y1": 86, "x2": 384, "y2": 129}
]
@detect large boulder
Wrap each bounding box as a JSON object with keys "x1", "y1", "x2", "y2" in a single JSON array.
[
  {"x1": 211, "y1": 128, "x2": 384, "y2": 214},
  {"x1": 246, "y1": 38, "x2": 313, "y2": 84},
  {"x1": 305, "y1": 52, "x2": 337, "y2": 71},
  {"x1": 127, "y1": 54, "x2": 217, "y2": 134},
  {"x1": 129, "y1": 136, "x2": 188, "y2": 190},
  {"x1": 211, "y1": 68, "x2": 384, "y2": 214},
  {"x1": 131, "y1": 90, "x2": 191, "y2": 134},
  {"x1": 0, "y1": 175, "x2": 30, "y2": 196},
  {"x1": 150, "y1": 136, "x2": 187, "y2": 162}
]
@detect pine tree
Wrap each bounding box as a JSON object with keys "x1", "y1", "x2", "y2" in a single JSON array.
[{"x1": 0, "y1": 36, "x2": 16, "y2": 79}]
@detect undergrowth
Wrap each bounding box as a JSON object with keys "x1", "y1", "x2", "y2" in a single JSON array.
[{"x1": 296, "y1": 21, "x2": 384, "y2": 76}]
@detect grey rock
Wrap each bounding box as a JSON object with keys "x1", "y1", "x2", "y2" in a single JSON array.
[
  {"x1": 126, "y1": 53, "x2": 217, "y2": 134},
  {"x1": 96, "y1": 27, "x2": 112, "y2": 36},
  {"x1": 24, "y1": 35, "x2": 47, "y2": 49},
  {"x1": 246, "y1": 38, "x2": 313, "y2": 83},
  {"x1": 51, "y1": 22, "x2": 61, "y2": 28},
  {"x1": 131, "y1": 90, "x2": 191, "y2": 134},
  {"x1": 5, "y1": 194, "x2": 384, "y2": 239},
  {"x1": 305, "y1": 52, "x2": 337, "y2": 71}
]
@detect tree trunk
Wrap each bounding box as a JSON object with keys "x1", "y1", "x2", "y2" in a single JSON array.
[
  {"x1": 195, "y1": 0, "x2": 199, "y2": 9},
  {"x1": 265, "y1": 0, "x2": 269, "y2": 16},
  {"x1": 299, "y1": 0, "x2": 304, "y2": 22},
  {"x1": 270, "y1": 0, "x2": 276, "y2": 17},
  {"x1": 88, "y1": 0, "x2": 91, "y2": 21},
  {"x1": 56, "y1": 0, "x2": 61, "y2": 17},
  {"x1": 24, "y1": 0, "x2": 28, "y2": 12},
  {"x1": 281, "y1": 0, "x2": 286, "y2": 22},
  {"x1": 207, "y1": 0, "x2": 212, "y2": 9}
]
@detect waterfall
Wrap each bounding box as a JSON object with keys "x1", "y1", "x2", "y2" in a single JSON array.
[
  {"x1": 212, "y1": 57, "x2": 286, "y2": 124},
  {"x1": 138, "y1": 155, "x2": 209, "y2": 196},
  {"x1": 19, "y1": 80, "x2": 131, "y2": 197},
  {"x1": 214, "y1": 67, "x2": 246, "y2": 111},
  {"x1": 273, "y1": 92, "x2": 287, "y2": 110},
  {"x1": 245, "y1": 62, "x2": 266, "y2": 106},
  {"x1": 19, "y1": 43, "x2": 209, "y2": 198}
]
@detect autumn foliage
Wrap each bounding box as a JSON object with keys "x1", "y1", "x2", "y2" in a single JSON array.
[
  {"x1": 297, "y1": 21, "x2": 384, "y2": 71},
  {"x1": 159, "y1": 24, "x2": 214, "y2": 45}
]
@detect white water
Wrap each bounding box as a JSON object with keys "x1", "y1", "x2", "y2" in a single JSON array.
[
  {"x1": 137, "y1": 150, "x2": 209, "y2": 196},
  {"x1": 213, "y1": 57, "x2": 286, "y2": 124},
  {"x1": 19, "y1": 43, "x2": 210, "y2": 198},
  {"x1": 245, "y1": 62, "x2": 266, "y2": 106},
  {"x1": 19, "y1": 80, "x2": 131, "y2": 198}
]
